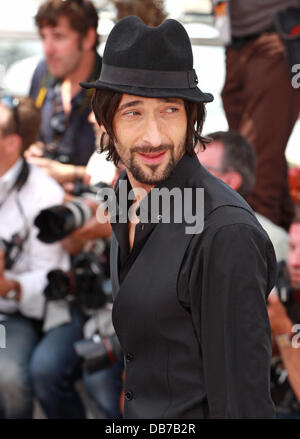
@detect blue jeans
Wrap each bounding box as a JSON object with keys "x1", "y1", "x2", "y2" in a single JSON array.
[
  {"x1": 30, "y1": 305, "x2": 123, "y2": 419},
  {"x1": 276, "y1": 410, "x2": 300, "y2": 419},
  {"x1": 83, "y1": 360, "x2": 123, "y2": 419},
  {"x1": 0, "y1": 313, "x2": 41, "y2": 418}
]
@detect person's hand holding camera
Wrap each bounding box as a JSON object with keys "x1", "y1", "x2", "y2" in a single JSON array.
[{"x1": 25, "y1": 141, "x2": 86, "y2": 185}]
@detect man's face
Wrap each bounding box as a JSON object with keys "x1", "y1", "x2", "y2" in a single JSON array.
[
  {"x1": 197, "y1": 140, "x2": 225, "y2": 178},
  {"x1": 111, "y1": 94, "x2": 187, "y2": 185},
  {"x1": 198, "y1": 140, "x2": 242, "y2": 192},
  {"x1": 287, "y1": 223, "x2": 300, "y2": 288},
  {"x1": 39, "y1": 16, "x2": 84, "y2": 78}
]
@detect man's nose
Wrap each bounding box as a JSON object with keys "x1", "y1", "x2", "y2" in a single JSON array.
[
  {"x1": 141, "y1": 114, "x2": 164, "y2": 147},
  {"x1": 43, "y1": 38, "x2": 55, "y2": 57}
]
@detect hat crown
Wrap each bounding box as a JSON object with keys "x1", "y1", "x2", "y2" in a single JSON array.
[{"x1": 103, "y1": 16, "x2": 193, "y2": 71}]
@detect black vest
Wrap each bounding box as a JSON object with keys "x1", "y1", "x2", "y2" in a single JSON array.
[{"x1": 111, "y1": 154, "x2": 255, "y2": 419}]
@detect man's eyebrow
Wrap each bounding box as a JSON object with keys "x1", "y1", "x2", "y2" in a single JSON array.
[
  {"x1": 118, "y1": 100, "x2": 144, "y2": 112},
  {"x1": 118, "y1": 97, "x2": 183, "y2": 112}
]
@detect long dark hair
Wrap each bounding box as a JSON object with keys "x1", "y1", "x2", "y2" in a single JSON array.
[{"x1": 92, "y1": 89, "x2": 209, "y2": 166}]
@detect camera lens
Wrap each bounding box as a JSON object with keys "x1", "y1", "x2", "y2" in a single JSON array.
[{"x1": 34, "y1": 200, "x2": 93, "y2": 243}]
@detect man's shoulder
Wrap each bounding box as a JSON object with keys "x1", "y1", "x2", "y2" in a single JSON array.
[
  {"x1": 29, "y1": 59, "x2": 52, "y2": 99},
  {"x1": 191, "y1": 207, "x2": 275, "y2": 268},
  {"x1": 182, "y1": 157, "x2": 270, "y2": 239},
  {"x1": 188, "y1": 159, "x2": 255, "y2": 222},
  {"x1": 24, "y1": 164, "x2": 65, "y2": 205},
  {"x1": 204, "y1": 205, "x2": 266, "y2": 239}
]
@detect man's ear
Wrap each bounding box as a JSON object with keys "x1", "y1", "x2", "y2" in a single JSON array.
[
  {"x1": 82, "y1": 27, "x2": 97, "y2": 51},
  {"x1": 223, "y1": 170, "x2": 242, "y2": 192}
]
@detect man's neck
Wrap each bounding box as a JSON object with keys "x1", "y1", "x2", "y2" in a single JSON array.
[
  {"x1": 61, "y1": 50, "x2": 96, "y2": 99},
  {"x1": 126, "y1": 170, "x2": 153, "y2": 251},
  {"x1": 126, "y1": 170, "x2": 154, "y2": 202},
  {"x1": 0, "y1": 155, "x2": 20, "y2": 177}
]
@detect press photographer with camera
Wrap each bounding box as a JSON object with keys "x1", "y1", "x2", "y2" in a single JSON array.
[
  {"x1": 0, "y1": 96, "x2": 70, "y2": 418},
  {"x1": 268, "y1": 220, "x2": 300, "y2": 418},
  {"x1": 30, "y1": 159, "x2": 123, "y2": 419},
  {"x1": 26, "y1": 0, "x2": 102, "y2": 185}
]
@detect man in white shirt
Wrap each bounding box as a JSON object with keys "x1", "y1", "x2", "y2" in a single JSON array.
[{"x1": 0, "y1": 96, "x2": 69, "y2": 418}]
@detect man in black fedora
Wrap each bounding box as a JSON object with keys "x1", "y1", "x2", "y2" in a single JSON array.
[{"x1": 81, "y1": 16, "x2": 277, "y2": 419}]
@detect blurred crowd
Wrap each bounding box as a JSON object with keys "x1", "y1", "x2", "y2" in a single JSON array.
[{"x1": 0, "y1": 0, "x2": 300, "y2": 419}]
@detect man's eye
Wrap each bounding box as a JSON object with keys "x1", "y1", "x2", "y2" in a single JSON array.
[
  {"x1": 164, "y1": 107, "x2": 179, "y2": 113},
  {"x1": 124, "y1": 111, "x2": 139, "y2": 116}
]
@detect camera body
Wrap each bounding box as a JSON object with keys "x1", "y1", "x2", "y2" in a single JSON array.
[
  {"x1": 74, "y1": 332, "x2": 122, "y2": 374},
  {"x1": 44, "y1": 241, "x2": 110, "y2": 310},
  {"x1": 43, "y1": 142, "x2": 71, "y2": 164},
  {"x1": 44, "y1": 244, "x2": 122, "y2": 373}
]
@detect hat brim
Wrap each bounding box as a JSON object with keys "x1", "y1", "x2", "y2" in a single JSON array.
[{"x1": 80, "y1": 80, "x2": 214, "y2": 104}]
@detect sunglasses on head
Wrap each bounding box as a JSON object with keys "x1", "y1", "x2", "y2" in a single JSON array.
[{"x1": 1, "y1": 95, "x2": 21, "y2": 136}]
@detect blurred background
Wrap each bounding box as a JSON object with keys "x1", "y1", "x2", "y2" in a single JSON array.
[{"x1": 0, "y1": 0, "x2": 298, "y2": 165}]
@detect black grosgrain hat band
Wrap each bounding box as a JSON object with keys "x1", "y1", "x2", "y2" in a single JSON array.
[{"x1": 100, "y1": 63, "x2": 199, "y2": 89}]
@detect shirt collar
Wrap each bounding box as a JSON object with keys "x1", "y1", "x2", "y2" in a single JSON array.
[{"x1": 0, "y1": 157, "x2": 23, "y2": 193}]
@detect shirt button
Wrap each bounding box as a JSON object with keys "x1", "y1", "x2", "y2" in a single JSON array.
[
  {"x1": 126, "y1": 353, "x2": 134, "y2": 362},
  {"x1": 125, "y1": 391, "x2": 134, "y2": 401}
]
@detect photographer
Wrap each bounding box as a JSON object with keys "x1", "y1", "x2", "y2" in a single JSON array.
[
  {"x1": 197, "y1": 130, "x2": 289, "y2": 262},
  {"x1": 26, "y1": 0, "x2": 102, "y2": 184},
  {"x1": 0, "y1": 96, "x2": 69, "y2": 418},
  {"x1": 30, "y1": 176, "x2": 123, "y2": 419},
  {"x1": 268, "y1": 220, "x2": 300, "y2": 418}
]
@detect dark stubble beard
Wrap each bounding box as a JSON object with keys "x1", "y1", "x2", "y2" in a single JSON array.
[{"x1": 121, "y1": 142, "x2": 184, "y2": 185}]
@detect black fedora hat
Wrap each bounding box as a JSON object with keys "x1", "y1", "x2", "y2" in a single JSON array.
[{"x1": 80, "y1": 15, "x2": 214, "y2": 104}]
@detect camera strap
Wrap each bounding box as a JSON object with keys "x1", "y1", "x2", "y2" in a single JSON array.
[
  {"x1": 0, "y1": 158, "x2": 29, "y2": 210},
  {"x1": 0, "y1": 159, "x2": 30, "y2": 269}
]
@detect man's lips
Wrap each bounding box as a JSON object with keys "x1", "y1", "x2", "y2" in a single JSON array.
[
  {"x1": 47, "y1": 58, "x2": 61, "y2": 65},
  {"x1": 137, "y1": 150, "x2": 167, "y2": 164}
]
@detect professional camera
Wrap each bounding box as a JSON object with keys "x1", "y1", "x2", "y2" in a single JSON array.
[
  {"x1": 74, "y1": 332, "x2": 122, "y2": 374},
  {"x1": 44, "y1": 241, "x2": 110, "y2": 311},
  {"x1": 270, "y1": 260, "x2": 300, "y2": 416},
  {"x1": 44, "y1": 242, "x2": 122, "y2": 373},
  {"x1": 42, "y1": 142, "x2": 71, "y2": 164},
  {"x1": 34, "y1": 180, "x2": 110, "y2": 243}
]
